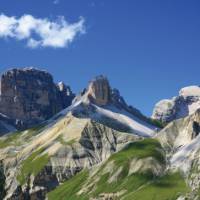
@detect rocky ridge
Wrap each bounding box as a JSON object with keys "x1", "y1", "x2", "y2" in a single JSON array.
[
  {"x1": 0, "y1": 73, "x2": 158, "y2": 200},
  {"x1": 0, "y1": 67, "x2": 75, "y2": 132},
  {"x1": 152, "y1": 85, "x2": 200, "y2": 124},
  {"x1": 1, "y1": 70, "x2": 200, "y2": 199},
  {"x1": 155, "y1": 108, "x2": 200, "y2": 199}
]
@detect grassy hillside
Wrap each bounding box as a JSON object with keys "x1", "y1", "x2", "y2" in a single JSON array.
[
  {"x1": 48, "y1": 138, "x2": 189, "y2": 200},
  {"x1": 0, "y1": 124, "x2": 45, "y2": 149},
  {"x1": 17, "y1": 148, "x2": 49, "y2": 185}
]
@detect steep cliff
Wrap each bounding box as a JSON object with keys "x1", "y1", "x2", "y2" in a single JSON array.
[{"x1": 0, "y1": 67, "x2": 75, "y2": 131}]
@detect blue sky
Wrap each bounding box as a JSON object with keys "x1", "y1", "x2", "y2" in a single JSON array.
[{"x1": 0, "y1": 0, "x2": 200, "y2": 116}]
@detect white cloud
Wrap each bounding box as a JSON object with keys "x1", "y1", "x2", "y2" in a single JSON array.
[{"x1": 0, "y1": 14, "x2": 85, "y2": 48}]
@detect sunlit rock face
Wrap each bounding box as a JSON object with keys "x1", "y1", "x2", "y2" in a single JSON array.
[
  {"x1": 152, "y1": 85, "x2": 200, "y2": 123},
  {"x1": 0, "y1": 67, "x2": 74, "y2": 129},
  {"x1": 86, "y1": 75, "x2": 111, "y2": 106}
]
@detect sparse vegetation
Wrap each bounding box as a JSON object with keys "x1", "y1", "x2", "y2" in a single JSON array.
[
  {"x1": 109, "y1": 138, "x2": 165, "y2": 165},
  {"x1": 47, "y1": 137, "x2": 189, "y2": 200},
  {"x1": 17, "y1": 148, "x2": 49, "y2": 185},
  {"x1": 47, "y1": 139, "x2": 188, "y2": 200},
  {"x1": 48, "y1": 170, "x2": 89, "y2": 200},
  {"x1": 0, "y1": 124, "x2": 45, "y2": 149},
  {"x1": 149, "y1": 118, "x2": 165, "y2": 129},
  {"x1": 0, "y1": 130, "x2": 22, "y2": 148},
  {"x1": 89, "y1": 138, "x2": 165, "y2": 197},
  {"x1": 57, "y1": 135, "x2": 76, "y2": 146},
  {"x1": 123, "y1": 172, "x2": 190, "y2": 200}
]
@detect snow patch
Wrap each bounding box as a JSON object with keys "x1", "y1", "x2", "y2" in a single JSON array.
[
  {"x1": 179, "y1": 85, "x2": 200, "y2": 97},
  {"x1": 170, "y1": 134, "x2": 200, "y2": 173},
  {"x1": 93, "y1": 105, "x2": 156, "y2": 137}
]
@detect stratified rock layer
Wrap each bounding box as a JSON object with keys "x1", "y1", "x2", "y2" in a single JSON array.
[{"x1": 0, "y1": 67, "x2": 74, "y2": 130}]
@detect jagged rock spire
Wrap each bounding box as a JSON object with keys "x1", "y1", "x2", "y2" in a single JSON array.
[{"x1": 86, "y1": 75, "x2": 111, "y2": 106}]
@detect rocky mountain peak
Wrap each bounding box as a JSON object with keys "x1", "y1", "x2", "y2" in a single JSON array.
[
  {"x1": 179, "y1": 85, "x2": 200, "y2": 97},
  {"x1": 71, "y1": 75, "x2": 154, "y2": 132},
  {"x1": 57, "y1": 81, "x2": 73, "y2": 96},
  {"x1": 85, "y1": 75, "x2": 111, "y2": 106},
  {"x1": 152, "y1": 85, "x2": 200, "y2": 123},
  {"x1": 0, "y1": 67, "x2": 74, "y2": 130}
]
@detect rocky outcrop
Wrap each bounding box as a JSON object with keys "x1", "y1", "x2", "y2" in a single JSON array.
[
  {"x1": 74, "y1": 75, "x2": 153, "y2": 127},
  {"x1": 0, "y1": 161, "x2": 5, "y2": 200},
  {"x1": 57, "y1": 82, "x2": 75, "y2": 109},
  {"x1": 0, "y1": 114, "x2": 16, "y2": 136},
  {"x1": 0, "y1": 67, "x2": 74, "y2": 130},
  {"x1": 86, "y1": 75, "x2": 111, "y2": 106},
  {"x1": 157, "y1": 108, "x2": 200, "y2": 153},
  {"x1": 152, "y1": 85, "x2": 200, "y2": 123}
]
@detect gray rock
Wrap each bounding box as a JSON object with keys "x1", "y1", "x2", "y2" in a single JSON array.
[
  {"x1": 74, "y1": 75, "x2": 152, "y2": 126},
  {"x1": 86, "y1": 75, "x2": 111, "y2": 106},
  {"x1": 57, "y1": 81, "x2": 75, "y2": 109},
  {"x1": 152, "y1": 85, "x2": 200, "y2": 123},
  {"x1": 0, "y1": 67, "x2": 74, "y2": 130}
]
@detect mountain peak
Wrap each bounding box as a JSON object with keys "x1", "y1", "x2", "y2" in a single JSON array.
[
  {"x1": 179, "y1": 85, "x2": 200, "y2": 97},
  {"x1": 0, "y1": 67, "x2": 75, "y2": 131},
  {"x1": 152, "y1": 85, "x2": 200, "y2": 123},
  {"x1": 86, "y1": 75, "x2": 111, "y2": 106}
]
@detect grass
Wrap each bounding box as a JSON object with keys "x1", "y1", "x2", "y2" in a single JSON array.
[
  {"x1": 47, "y1": 170, "x2": 89, "y2": 200},
  {"x1": 123, "y1": 172, "x2": 190, "y2": 200},
  {"x1": 92, "y1": 171, "x2": 154, "y2": 197},
  {"x1": 149, "y1": 118, "x2": 165, "y2": 128},
  {"x1": 0, "y1": 130, "x2": 22, "y2": 148},
  {"x1": 46, "y1": 139, "x2": 189, "y2": 200},
  {"x1": 89, "y1": 139, "x2": 164, "y2": 197},
  {"x1": 0, "y1": 124, "x2": 45, "y2": 149},
  {"x1": 47, "y1": 170, "x2": 189, "y2": 200},
  {"x1": 17, "y1": 148, "x2": 49, "y2": 185},
  {"x1": 109, "y1": 138, "x2": 165, "y2": 165}
]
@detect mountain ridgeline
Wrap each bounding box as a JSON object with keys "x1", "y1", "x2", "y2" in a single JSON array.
[
  {"x1": 0, "y1": 67, "x2": 200, "y2": 200},
  {"x1": 0, "y1": 68, "x2": 75, "y2": 133}
]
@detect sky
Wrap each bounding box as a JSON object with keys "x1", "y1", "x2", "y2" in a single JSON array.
[{"x1": 0, "y1": 0, "x2": 200, "y2": 116}]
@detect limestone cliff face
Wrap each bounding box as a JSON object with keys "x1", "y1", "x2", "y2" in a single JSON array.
[
  {"x1": 86, "y1": 75, "x2": 111, "y2": 106},
  {"x1": 0, "y1": 67, "x2": 74, "y2": 130}
]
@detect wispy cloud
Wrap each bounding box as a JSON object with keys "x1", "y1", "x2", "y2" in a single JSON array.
[
  {"x1": 53, "y1": 0, "x2": 60, "y2": 5},
  {"x1": 0, "y1": 14, "x2": 85, "y2": 48}
]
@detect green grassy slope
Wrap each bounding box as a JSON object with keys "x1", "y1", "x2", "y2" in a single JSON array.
[
  {"x1": 123, "y1": 172, "x2": 189, "y2": 200},
  {"x1": 47, "y1": 139, "x2": 189, "y2": 200},
  {"x1": 17, "y1": 148, "x2": 49, "y2": 185},
  {"x1": 0, "y1": 124, "x2": 45, "y2": 149}
]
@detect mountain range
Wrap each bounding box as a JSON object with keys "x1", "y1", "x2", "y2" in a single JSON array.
[{"x1": 1, "y1": 68, "x2": 200, "y2": 200}]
